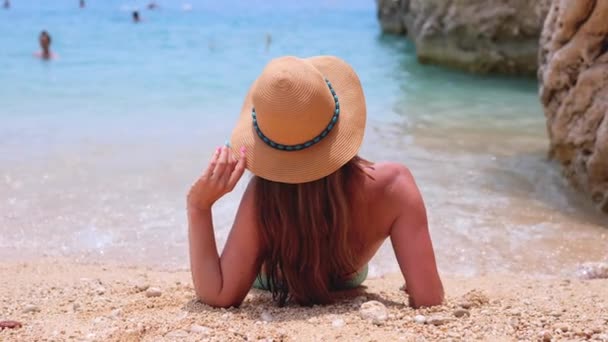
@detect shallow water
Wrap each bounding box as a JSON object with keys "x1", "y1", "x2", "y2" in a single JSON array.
[{"x1": 0, "y1": 0, "x2": 606, "y2": 277}]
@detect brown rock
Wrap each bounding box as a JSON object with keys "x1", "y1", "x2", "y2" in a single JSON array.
[
  {"x1": 376, "y1": 0, "x2": 551, "y2": 75},
  {"x1": 539, "y1": 0, "x2": 608, "y2": 213},
  {"x1": 145, "y1": 287, "x2": 162, "y2": 298},
  {"x1": 453, "y1": 308, "x2": 470, "y2": 318}
]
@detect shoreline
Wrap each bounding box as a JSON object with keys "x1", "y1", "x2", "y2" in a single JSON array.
[{"x1": 1, "y1": 259, "x2": 607, "y2": 341}]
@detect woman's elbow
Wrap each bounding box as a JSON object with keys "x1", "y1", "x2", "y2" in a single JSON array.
[
  {"x1": 195, "y1": 291, "x2": 243, "y2": 308},
  {"x1": 409, "y1": 288, "x2": 445, "y2": 309}
]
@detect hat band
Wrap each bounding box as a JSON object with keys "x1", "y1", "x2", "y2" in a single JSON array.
[{"x1": 251, "y1": 79, "x2": 340, "y2": 152}]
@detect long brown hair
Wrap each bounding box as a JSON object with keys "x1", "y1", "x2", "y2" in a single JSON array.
[{"x1": 254, "y1": 156, "x2": 371, "y2": 306}]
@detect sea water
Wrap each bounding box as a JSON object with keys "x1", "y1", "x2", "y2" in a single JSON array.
[{"x1": 0, "y1": 0, "x2": 606, "y2": 277}]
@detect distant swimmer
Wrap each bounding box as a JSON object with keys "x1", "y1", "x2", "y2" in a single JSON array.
[
  {"x1": 35, "y1": 31, "x2": 54, "y2": 60},
  {"x1": 132, "y1": 11, "x2": 140, "y2": 23},
  {"x1": 147, "y1": 1, "x2": 158, "y2": 10},
  {"x1": 265, "y1": 33, "x2": 272, "y2": 52},
  {"x1": 79, "y1": 0, "x2": 85, "y2": 8},
  {"x1": 3, "y1": 0, "x2": 9, "y2": 9}
]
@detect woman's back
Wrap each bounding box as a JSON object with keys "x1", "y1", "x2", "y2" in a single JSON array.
[{"x1": 250, "y1": 160, "x2": 443, "y2": 306}]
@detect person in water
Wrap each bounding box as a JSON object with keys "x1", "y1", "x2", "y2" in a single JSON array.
[
  {"x1": 187, "y1": 56, "x2": 444, "y2": 308},
  {"x1": 147, "y1": 1, "x2": 158, "y2": 10},
  {"x1": 79, "y1": 0, "x2": 85, "y2": 8},
  {"x1": 3, "y1": 0, "x2": 9, "y2": 9},
  {"x1": 37, "y1": 31, "x2": 54, "y2": 60},
  {"x1": 265, "y1": 33, "x2": 272, "y2": 52},
  {"x1": 132, "y1": 11, "x2": 140, "y2": 23}
]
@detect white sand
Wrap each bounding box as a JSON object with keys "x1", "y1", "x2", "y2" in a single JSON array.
[{"x1": 1, "y1": 259, "x2": 608, "y2": 341}]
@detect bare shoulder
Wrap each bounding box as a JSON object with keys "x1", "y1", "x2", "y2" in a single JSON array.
[
  {"x1": 366, "y1": 162, "x2": 418, "y2": 196},
  {"x1": 364, "y1": 162, "x2": 424, "y2": 215}
]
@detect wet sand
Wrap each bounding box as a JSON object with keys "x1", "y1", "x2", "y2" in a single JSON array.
[{"x1": 1, "y1": 259, "x2": 607, "y2": 341}]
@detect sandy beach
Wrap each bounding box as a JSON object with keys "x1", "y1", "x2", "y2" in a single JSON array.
[{"x1": 1, "y1": 259, "x2": 607, "y2": 341}]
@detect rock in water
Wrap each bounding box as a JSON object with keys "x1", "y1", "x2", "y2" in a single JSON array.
[
  {"x1": 145, "y1": 287, "x2": 162, "y2": 298},
  {"x1": 359, "y1": 300, "x2": 388, "y2": 324},
  {"x1": 539, "y1": 0, "x2": 608, "y2": 214},
  {"x1": 376, "y1": 0, "x2": 408, "y2": 34},
  {"x1": 376, "y1": 0, "x2": 551, "y2": 75}
]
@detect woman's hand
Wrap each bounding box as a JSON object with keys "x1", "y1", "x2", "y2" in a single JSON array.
[{"x1": 187, "y1": 145, "x2": 246, "y2": 211}]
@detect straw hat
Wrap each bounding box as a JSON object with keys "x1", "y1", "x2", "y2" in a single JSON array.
[{"x1": 230, "y1": 56, "x2": 366, "y2": 184}]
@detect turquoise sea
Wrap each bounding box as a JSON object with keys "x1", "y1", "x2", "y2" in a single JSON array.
[{"x1": 1, "y1": 0, "x2": 606, "y2": 276}]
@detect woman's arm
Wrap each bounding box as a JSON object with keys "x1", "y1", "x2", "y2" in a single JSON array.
[
  {"x1": 187, "y1": 146, "x2": 262, "y2": 307},
  {"x1": 388, "y1": 165, "x2": 444, "y2": 308}
]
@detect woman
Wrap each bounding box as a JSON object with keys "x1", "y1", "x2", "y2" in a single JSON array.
[
  {"x1": 187, "y1": 56, "x2": 444, "y2": 308},
  {"x1": 36, "y1": 31, "x2": 54, "y2": 60}
]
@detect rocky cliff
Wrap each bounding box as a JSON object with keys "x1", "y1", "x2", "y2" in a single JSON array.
[
  {"x1": 539, "y1": 0, "x2": 608, "y2": 214},
  {"x1": 377, "y1": 0, "x2": 550, "y2": 75}
]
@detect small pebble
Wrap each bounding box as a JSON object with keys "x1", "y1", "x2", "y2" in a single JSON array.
[
  {"x1": 145, "y1": 287, "x2": 162, "y2": 298},
  {"x1": 554, "y1": 323, "x2": 570, "y2": 332},
  {"x1": 22, "y1": 305, "x2": 40, "y2": 314},
  {"x1": 540, "y1": 330, "x2": 552, "y2": 342},
  {"x1": 506, "y1": 308, "x2": 521, "y2": 316},
  {"x1": 359, "y1": 301, "x2": 388, "y2": 324},
  {"x1": 260, "y1": 311, "x2": 273, "y2": 322},
  {"x1": 593, "y1": 333, "x2": 608, "y2": 341},
  {"x1": 453, "y1": 308, "x2": 470, "y2": 318},
  {"x1": 72, "y1": 303, "x2": 80, "y2": 311},
  {"x1": 550, "y1": 311, "x2": 561, "y2": 317},
  {"x1": 576, "y1": 262, "x2": 608, "y2": 280},
  {"x1": 166, "y1": 330, "x2": 189, "y2": 338},
  {"x1": 94, "y1": 286, "x2": 106, "y2": 295},
  {"x1": 135, "y1": 283, "x2": 150, "y2": 292},
  {"x1": 458, "y1": 301, "x2": 473, "y2": 309},
  {"x1": 413, "y1": 315, "x2": 426, "y2": 324},
  {"x1": 331, "y1": 318, "x2": 345, "y2": 328},
  {"x1": 190, "y1": 324, "x2": 211, "y2": 335},
  {"x1": 426, "y1": 315, "x2": 453, "y2": 326},
  {"x1": 460, "y1": 290, "x2": 489, "y2": 308},
  {"x1": 92, "y1": 316, "x2": 105, "y2": 324},
  {"x1": 110, "y1": 309, "x2": 122, "y2": 318}
]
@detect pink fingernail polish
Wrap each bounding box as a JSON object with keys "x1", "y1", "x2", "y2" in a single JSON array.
[{"x1": 240, "y1": 146, "x2": 246, "y2": 152}]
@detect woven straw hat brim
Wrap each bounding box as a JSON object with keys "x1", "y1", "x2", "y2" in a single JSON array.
[{"x1": 230, "y1": 56, "x2": 366, "y2": 184}]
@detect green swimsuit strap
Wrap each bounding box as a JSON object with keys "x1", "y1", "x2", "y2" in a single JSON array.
[{"x1": 252, "y1": 264, "x2": 368, "y2": 291}]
